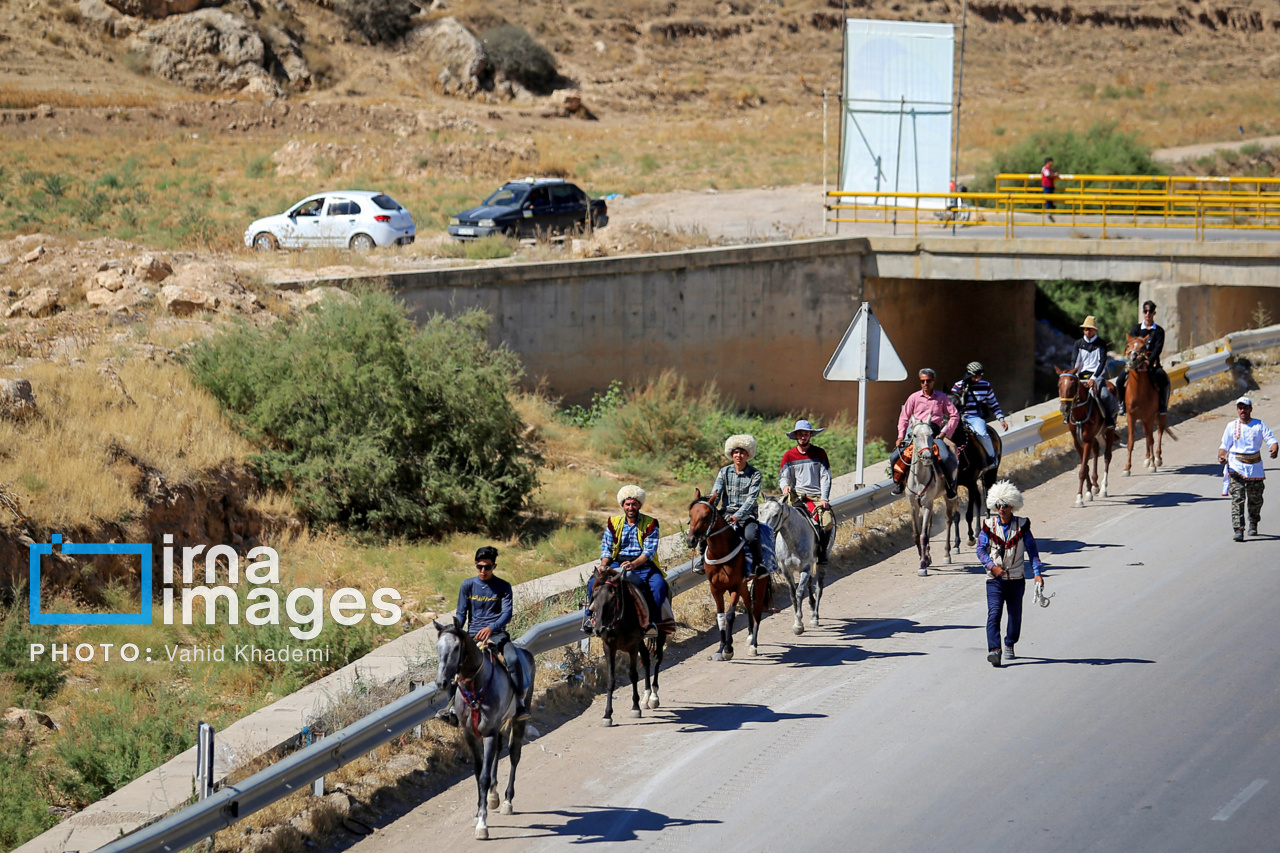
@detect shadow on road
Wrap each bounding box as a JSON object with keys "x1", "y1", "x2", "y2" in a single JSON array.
[
  {"x1": 1035, "y1": 537, "x2": 1123, "y2": 555},
  {"x1": 836, "y1": 617, "x2": 979, "y2": 641},
  {"x1": 509, "y1": 806, "x2": 719, "y2": 843},
  {"x1": 1124, "y1": 491, "x2": 1212, "y2": 508},
  {"x1": 1008, "y1": 656, "x2": 1155, "y2": 667},
  {"x1": 647, "y1": 701, "x2": 824, "y2": 733},
  {"x1": 1160, "y1": 463, "x2": 1222, "y2": 476}
]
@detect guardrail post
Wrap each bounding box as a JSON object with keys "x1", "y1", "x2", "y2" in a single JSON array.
[
  {"x1": 309, "y1": 730, "x2": 325, "y2": 797},
  {"x1": 195, "y1": 722, "x2": 214, "y2": 801}
]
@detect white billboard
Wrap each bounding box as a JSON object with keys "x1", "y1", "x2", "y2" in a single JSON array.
[{"x1": 841, "y1": 19, "x2": 955, "y2": 205}]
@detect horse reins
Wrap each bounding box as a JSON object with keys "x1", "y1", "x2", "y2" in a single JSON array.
[
  {"x1": 690, "y1": 499, "x2": 745, "y2": 565},
  {"x1": 906, "y1": 429, "x2": 937, "y2": 498},
  {"x1": 456, "y1": 641, "x2": 492, "y2": 733},
  {"x1": 1058, "y1": 372, "x2": 1095, "y2": 427}
]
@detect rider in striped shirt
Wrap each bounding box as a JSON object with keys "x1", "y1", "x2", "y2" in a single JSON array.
[{"x1": 951, "y1": 362, "x2": 1009, "y2": 471}]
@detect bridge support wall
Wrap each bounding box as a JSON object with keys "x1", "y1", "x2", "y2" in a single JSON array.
[
  {"x1": 389, "y1": 242, "x2": 1035, "y2": 441},
  {"x1": 1140, "y1": 282, "x2": 1280, "y2": 353}
]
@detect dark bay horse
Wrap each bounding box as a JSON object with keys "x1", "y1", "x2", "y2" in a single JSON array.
[
  {"x1": 952, "y1": 426, "x2": 1001, "y2": 548},
  {"x1": 434, "y1": 618, "x2": 534, "y2": 840},
  {"x1": 585, "y1": 565, "x2": 664, "y2": 726},
  {"x1": 1123, "y1": 334, "x2": 1176, "y2": 475},
  {"x1": 1056, "y1": 367, "x2": 1116, "y2": 507},
  {"x1": 687, "y1": 489, "x2": 771, "y2": 660}
]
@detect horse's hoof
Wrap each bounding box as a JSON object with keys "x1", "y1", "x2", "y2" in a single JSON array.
[
  {"x1": 1156, "y1": 457, "x2": 1163, "y2": 467},
  {"x1": 630, "y1": 709, "x2": 642, "y2": 718},
  {"x1": 475, "y1": 827, "x2": 489, "y2": 841},
  {"x1": 488, "y1": 792, "x2": 500, "y2": 810},
  {"x1": 1123, "y1": 469, "x2": 1131, "y2": 477},
  {"x1": 647, "y1": 693, "x2": 660, "y2": 709},
  {"x1": 809, "y1": 617, "x2": 820, "y2": 628},
  {"x1": 1100, "y1": 488, "x2": 1108, "y2": 498},
  {"x1": 1144, "y1": 458, "x2": 1151, "y2": 468},
  {"x1": 501, "y1": 802, "x2": 513, "y2": 816},
  {"x1": 1075, "y1": 496, "x2": 1083, "y2": 507},
  {"x1": 792, "y1": 623, "x2": 804, "y2": 636},
  {"x1": 713, "y1": 651, "x2": 725, "y2": 662},
  {"x1": 945, "y1": 555, "x2": 953, "y2": 565},
  {"x1": 640, "y1": 690, "x2": 651, "y2": 706},
  {"x1": 1084, "y1": 489, "x2": 1093, "y2": 502},
  {"x1": 918, "y1": 567, "x2": 928, "y2": 577},
  {"x1": 601, "y1": 717, "x2": 613, "y2": 727},
  {"x1": 724, "y1": 650, "x2": 735, "y2": 661},
  {"x1": 968, "y1": 537, "x2": 976, "y2": 546},
  {"x1": 749, "y1": 645, "x2": 758, "y2": 656}
]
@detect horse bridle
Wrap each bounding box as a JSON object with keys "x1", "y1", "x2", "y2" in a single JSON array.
[
  {"x1": 688, "y1": 499, "x2": 744, "y2": 565},
  {"x1": 906, "y1": 426, "x2": 938, "y2": 498},
  {"x1": 592, "y1": 570, "x2": 629, "y2": 633},
  {"x1": 1058, "y1": 372, "x2": 1095, "y2": 427}
]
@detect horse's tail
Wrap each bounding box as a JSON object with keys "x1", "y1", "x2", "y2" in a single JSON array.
[{"x1": 1159, "y1": 414, "x2": 1178, "y2": 440}]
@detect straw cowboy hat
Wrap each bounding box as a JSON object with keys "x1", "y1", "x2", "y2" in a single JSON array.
[
  {"x1": 724, "y1": 434, "x2": 757, "y2": 460},
  {"x1": 786, "y1": 419, "x2": 826, "y2": 440},
  {"x1": 616, "y1": 485, "x2": 646, "y2": 507},
  {"x1": 986, "y1": 480, "x2": 1025, "y2": 511},
  {"x1": 1080, "y1": 315, "x2": 1099, "y2": 330}
]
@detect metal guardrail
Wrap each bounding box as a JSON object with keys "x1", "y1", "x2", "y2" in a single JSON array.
[
  {"x1": 996, "y1": 173, "x2": 1280, "y2": 197},
  {"x1": 92, "y1": 322, "x2": 1280, "y2": 853},
  {"x1": 825, "y1": 189, "x2": 1280, "y2": 239}
]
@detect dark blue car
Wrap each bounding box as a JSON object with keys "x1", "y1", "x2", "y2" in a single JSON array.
[{"x1": 448, "y1": 178, "x2": 608, "y2": 240}]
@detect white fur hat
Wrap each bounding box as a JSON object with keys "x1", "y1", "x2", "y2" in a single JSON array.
[
  {"x1": 724, "y1": 434, "x2": 757, "y2": 460},
  {"x1": 617, "y1": 484, "x2": 646, "y2": 507},
  {"x1": 986, "y1": 480, "x2": 1025, "y2": 511}
]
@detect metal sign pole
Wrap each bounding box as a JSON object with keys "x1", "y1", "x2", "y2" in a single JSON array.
[{"x1": 823, "y1": 89, "x2": 829, "y2": 235}]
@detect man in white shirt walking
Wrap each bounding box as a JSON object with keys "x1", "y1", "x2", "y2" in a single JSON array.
[{"x1": 1218, "y1": 396, "x2": 1279, "y2": 541}]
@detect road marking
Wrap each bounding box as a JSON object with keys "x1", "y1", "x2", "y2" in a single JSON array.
[{"x1": 1212, "y1": 779, "x2": 1268, "y2": 821}]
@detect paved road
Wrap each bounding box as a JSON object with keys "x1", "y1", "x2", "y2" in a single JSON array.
[{"x1": 351, "y1": 386, "x2": 1280, "y2": 852}]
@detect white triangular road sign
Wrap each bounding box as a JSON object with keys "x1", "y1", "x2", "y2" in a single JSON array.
[{"x1": 823, "y1": 303, "x2": 908, "y2": 382}]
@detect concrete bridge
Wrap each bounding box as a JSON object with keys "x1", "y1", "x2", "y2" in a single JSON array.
[{"x1": 379, "y1": 235, "x2": 1280, "y2": 440}]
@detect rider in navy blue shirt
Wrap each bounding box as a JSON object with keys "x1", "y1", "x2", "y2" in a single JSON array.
[{"x1": 437, "y1": 546, "x2": 529, "y2": 724}]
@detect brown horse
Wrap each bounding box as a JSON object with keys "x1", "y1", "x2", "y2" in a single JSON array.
[
  {"x1": 1123, "y1": 334, "x2": 1177, "y2": 476},
  {"x1": 1056, "y1": 367, "x2": 1117, "y2": 507},
  {"x1": 687, "y1": 489, "x2": 771, "y2": 660}
]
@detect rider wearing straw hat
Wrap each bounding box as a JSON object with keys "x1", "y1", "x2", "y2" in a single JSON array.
[
  {"x1": 583, "y1": 485, "x2": 672, "y2": 635},
  {"x1": 779, "y1": 419, "x2": 835, "y2": 565},
  {"x1": 977, "y1": 481, "x2": 1046, "y2": 668},
  {"x1": 1069, "y1": 315, "x2": 1118, "y2": 429},
  {"x1": 704, "y1": 434, "x2": 765, "y2": 575}
]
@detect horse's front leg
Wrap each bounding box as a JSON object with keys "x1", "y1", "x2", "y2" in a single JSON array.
[
  {"x1": 1146, "y1": 419, "x2": 1157, "y2": 472},
  {"x1": 919, "y1": 503, "x2": 933, "y2": 576},
  {"x1": 475, "y1": 734, "x2": 497, "y2": 839},
  {"x1": 601, "y1": 644, "x2": 617, "y2": 727},
  {"x1": 712, "y1": 588, "x2": 730, "y2": 662},
  {"x1": 789, "y1": 569, "x2": 805, "y2": 635},
  {"x1": 1156, "y1": 415, "x2": 1165, "y2": 468},
  {"x1": 628, "y1": 650, "x2": 642, "y2": 718},
  {"x1": 486, "y1": 731, "x2": 504, "y2": 811},
  {"x1": 646, "y1": 635, "x2": 664, "y2": 709},
  {"x1": 724, "y1": 588, "x2": 740, "y2": 660},
  {"x1": 1101, "y1": 431, "x2": 1113, "y2": 496},
  {"x1": 745, "y1": 578, "x2": 762, "y2": 657},
  {"x1": 810, "y1": 566, "x2": 824, "y2": 627},
  {"x1": 1124, "y1": 412, "x2": 1136, "y2": 476},
  {"x1": 638, "y1": 637, "x2": 654, "y2": 711}
]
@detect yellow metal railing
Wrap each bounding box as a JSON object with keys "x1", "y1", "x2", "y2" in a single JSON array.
[
  {"x1": 825, "y1": 188, "x2": 1280, "y2": 239},
  {"x1": 996, "y1": 172, "x2": 1280, "y2": 197}
]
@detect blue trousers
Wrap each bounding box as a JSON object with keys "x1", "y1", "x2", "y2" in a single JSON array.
[
  {"x1": 587, "y1": 563, "x2": 669, "y2": 609},
  {"x1": 986, "y1": 577, "x2": 1025, "y2": 651},
  {"x1": 965, "y1": 414, "x2": 995, "y2": 459}
]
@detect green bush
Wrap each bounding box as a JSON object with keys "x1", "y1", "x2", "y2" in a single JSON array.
[
  {"x1": 186, "y1": 290, "x2": 539, "y2": 538},
  {"x1": 976, "y1": 121, "x2": 1159, "y2": 191},
  {"x1": 0, "y1": 737, "x2": 55, "y2": 849},
  {"x1": 0, "y1": 605, "x2": 67, "y2": 700},
  {"x1": 482, "y1": 25, "x2": 558, "y2": 93},
  {"x1": 338, "y1": 0, "x2": 416, "y2": 44},
  {"x1": 1036, "y1": 279, "x2": 1139, "y2": 349}
]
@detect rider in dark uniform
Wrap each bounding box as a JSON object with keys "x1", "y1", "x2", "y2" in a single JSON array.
[
  {"x1": 1116, "y1": 300, "x2": 1170, "y2": 416},
  {"x1": 436, "y1": 546, "x2": 530, "y2": 725}
]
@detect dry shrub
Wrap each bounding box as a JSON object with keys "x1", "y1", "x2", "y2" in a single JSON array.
[
  {"x1": 0, "y1": 86, "x2": 162, "y2": 109},
  {"x1": 0, "y1": 354, "x2": 251, "y2": 528}
]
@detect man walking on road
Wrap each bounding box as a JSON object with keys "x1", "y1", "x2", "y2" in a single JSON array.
[
  {"x1": 1218, "y1": 396, "x2": 1279, "y2": 541},
  {"x1": 976, "y1": 481, "x2": 1046, "y2": 668}
]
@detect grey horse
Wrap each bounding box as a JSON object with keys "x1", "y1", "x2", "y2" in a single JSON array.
[
  {"x1": 434, "y1": 617, "x2": 534, "y2": 840},
  {"x1": 906, "y1": 419, "x2": 960, "y2": 576},
  {"x1": 759, "y1": 497, "x2": 823, "y2": 634}
]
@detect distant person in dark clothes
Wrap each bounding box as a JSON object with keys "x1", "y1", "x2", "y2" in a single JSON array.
[
  {"x1": 1042, "y1": 157, "x2": 1060, "y2": 221},
  {"x1": 1116, "y1": 299, "x2": 1170, "y2": 416},
  {"x1": 436, "y1": 546, "x2": 529, "y2": 724}
]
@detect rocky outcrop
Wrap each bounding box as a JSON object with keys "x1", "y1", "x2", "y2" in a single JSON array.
[
  {"x1": 0, "y1": 379, "x2": 37, "y2": 420},
  {"x1": 105, "y1": 0, "x2": 217, "y2": 18},
  {"x1": 159, "y1": 262, "x2": 264, "y2": 316},
  {"x1": 408, "y1": 17, "x2": 492, "y2": 96},
  {"x1": 6, "y1": 288, "x2": 61, "y2": 318},
  {"x1": 129, "y1": 9, "x2": 283, "y2": 96}
]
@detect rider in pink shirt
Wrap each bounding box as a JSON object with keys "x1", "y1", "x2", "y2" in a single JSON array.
[{"x1": 890, "y1": 368, "x2": 960, "y2": 497}]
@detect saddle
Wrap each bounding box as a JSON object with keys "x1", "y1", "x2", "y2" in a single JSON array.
[{"x1": 621, "y1": 575, "x2": 676, "y2": 635}]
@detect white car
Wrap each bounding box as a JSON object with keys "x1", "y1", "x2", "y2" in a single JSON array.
[{"x1": 244, "y1": 191, "x2": 415, "y2": 251}]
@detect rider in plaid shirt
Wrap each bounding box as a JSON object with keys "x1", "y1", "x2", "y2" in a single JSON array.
[{"x1": 700, "y1": 434, "x2": 765, "y2": 574}]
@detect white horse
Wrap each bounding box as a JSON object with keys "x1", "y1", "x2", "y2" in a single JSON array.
[
  {"x1": 906, "y1": 419, "x2": 960, "y2": 576},
  {"x1": 759, "y1": 498, "x2": 824, "y2": 634}
]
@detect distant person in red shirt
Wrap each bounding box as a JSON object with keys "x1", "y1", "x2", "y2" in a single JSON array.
[{"x1": 1041, "y1": 157, "x2": 1059, "y2": 222}]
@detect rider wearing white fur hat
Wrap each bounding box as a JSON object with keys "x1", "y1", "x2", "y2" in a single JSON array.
[
  {"x1": 702, "y1": 434, "x2": 765, "y2": 574},
  {"x1": 976, "y1": 480, "x2": 1046, "y2": 667},
  {"x1": 583, "y1": 485, "x2": 672, "y2": 635}
]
